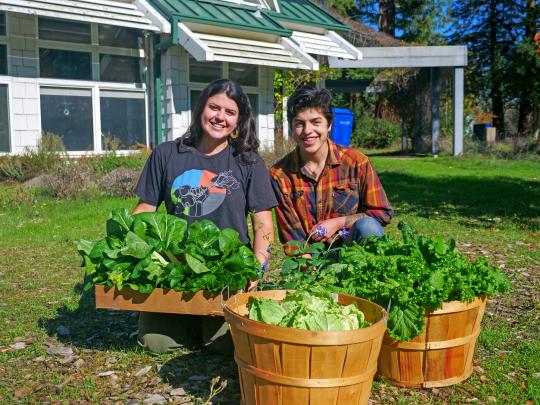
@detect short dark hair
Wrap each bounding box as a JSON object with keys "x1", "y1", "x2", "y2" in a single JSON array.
[
  {"x1": 180, "y1": 79, "x2": 259, "y2": 160},
  {"x1": 287, "y1": 86, "x2": 333, "y2": 128}
]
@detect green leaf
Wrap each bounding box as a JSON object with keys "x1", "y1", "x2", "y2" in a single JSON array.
[
  {"x1": 120, "y1": 232, "x2": 152, "y2": 259},
  {"x1": 106, "y1": 208, "x2": 133, "y2": 237},
  {"x1": 185, "y1": 253, "x2": 211, "y2": 274}
]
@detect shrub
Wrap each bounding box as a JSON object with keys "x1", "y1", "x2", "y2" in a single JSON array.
[
  {"x1": 351, "y1": 116, "x2": 401, "y2": 149},
  {"x1": 99, "y1": 167, "x2": 140, "y2": 198},
  {"x1": 46, "y1": 163, "x2": 100, "y2": 200}
]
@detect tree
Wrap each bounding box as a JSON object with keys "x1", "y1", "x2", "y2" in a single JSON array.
[{"x1": 449, "y1": 0, "x2": 526, "y2": 136}]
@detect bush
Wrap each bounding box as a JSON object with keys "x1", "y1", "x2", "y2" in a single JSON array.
[
  {"x1": 351, "y1": 116, "x2": 401, "y2": 149},
  {"x1": 99, "y1": 167, "x2": 140, "y2": 198},
  {"x1": 46, "y1": 163, "x2": 100, "y2": 200}
]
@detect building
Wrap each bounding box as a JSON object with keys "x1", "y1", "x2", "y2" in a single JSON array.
[{"x1": 0, "y1": 0, "x2": 359, "y2": 155}]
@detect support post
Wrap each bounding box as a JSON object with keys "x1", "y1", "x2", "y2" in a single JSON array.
[
  {"x1": 453, "y1": 67, "x2": 464, "y2": 156},
  {"x1": 431, "y1": 67, "x2": 441, "y2": 155}
]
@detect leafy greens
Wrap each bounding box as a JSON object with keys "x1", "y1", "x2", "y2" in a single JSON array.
[
  {"x1": 77, "y1": 209, "x2": 260, "y2": 293},
  {"x1": 247, "y1": 286, "x2": 371, "y2": 331}
]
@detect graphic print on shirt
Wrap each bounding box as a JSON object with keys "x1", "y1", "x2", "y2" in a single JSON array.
[{"x1": 170, "y1": 169, "x2": 240, "y2": 217}]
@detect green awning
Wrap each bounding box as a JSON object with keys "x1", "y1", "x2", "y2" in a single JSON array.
[
  {"x1": 149, "y1": 0, "x2": 291, "y2": 36},
  {"x1": 266, "y1": 0, "x2": 349, "y2": 32}
]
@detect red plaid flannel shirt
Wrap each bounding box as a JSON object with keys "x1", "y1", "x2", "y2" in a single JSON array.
[{"x1": 269, "y1": 140, "x2": 393, "y2": 244}]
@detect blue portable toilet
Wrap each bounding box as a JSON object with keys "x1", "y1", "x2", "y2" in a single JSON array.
[{"x1": 330, "y1": 108, "x2": 354, "y2": 147}]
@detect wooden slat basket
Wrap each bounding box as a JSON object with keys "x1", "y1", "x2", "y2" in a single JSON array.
[
  {"x1": 94, "y1": 285, "x2": 230, "y2": 316},
  {"x1": 377, "y1": 295, "x2": 487, "y2": 388},
  {"x1": 223, "y1": 290, "x2": 386, "y2": 405}
]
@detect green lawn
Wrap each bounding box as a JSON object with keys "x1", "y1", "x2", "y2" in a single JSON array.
[{"x1": 0, "y1": 155, "x2": 539, "y2": 404}]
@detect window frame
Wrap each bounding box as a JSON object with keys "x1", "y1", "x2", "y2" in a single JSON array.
[
  {"x1": 38, "y1": 79, "x2": 149, "y2": 154},
  {"x1": 0, "y1": 11, "x2": 8, "y2": 76},
  {"x1": 0, "y1": 78, "x2": 12, "y2": 154},
  {"x1": 37, "y1": 19, "x2": 145, "y2": 83},
  {"x1": 187, "y1": 60, "x2": 261, "y2": 133}
]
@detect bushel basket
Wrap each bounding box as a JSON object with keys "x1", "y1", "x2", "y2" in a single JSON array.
[
  {"x1": 223, "y1": 290, "x2": 386, "y2": 405},
  {"x1": 377, "y1": 295, "x2": 487, "y2": 388}
]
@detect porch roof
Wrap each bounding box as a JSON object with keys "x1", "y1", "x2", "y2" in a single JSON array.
[
  {"x1": 148, "y1": 0, "x2": 291, "y2": 36},
  {"x1": 266, "y1": 0, "x2": 348, "y2": 32},
  {"x1": 0, "y1": 0, "x2": 160, "y2": 31}
]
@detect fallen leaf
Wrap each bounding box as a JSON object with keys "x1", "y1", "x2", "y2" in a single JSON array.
[
  {"x1": 13, "y1": 386, "x2": 32, "y2": 400},
  {"x1": 10, "y1": 342, "x2": 26, "y2": 350},
  {"x1": 487, "y1": 396, "x2": 496, "y2": 403},
  {"x1": 58, "y1": 355, "x2": 74, "y2": 364},
  {"x1": 33, "y1": 356, "x2": 46, "y2": 362},
  {"x1": 498, "y1": 352, "x2": 506, "y2": 359},
  {"x1": 473, "y1": 366, "x2": 485, "y2": 374},
  {"x1": 46, "y1": 346, "x2": 73, "y2": 356},
  {"x1": 431, "y1": 388, "x2": 440, "y2": 395},
  {"x1": 143, "y1": 394, "x2": 167, "y2": 404},
  {"x1": 170, "y1": 387, "x2": 187, "y2": 396},
  {"x1": 74, "y1": 359, "x2": 85, "y2": 368},
  {"x1": 480, "y1": 375, "x2": 488, "y2": 382},
  {"x1": 534, "y1": 372, "x2": 540, "y2": 378},
  {"x1": 134, "y1": 366, "x2": 152, "y2": 377},
  {"x1": 97, "y1": 371, "x2": 116, "y2": 377}
]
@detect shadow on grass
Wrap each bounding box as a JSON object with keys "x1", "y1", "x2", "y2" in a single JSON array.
[
  {"x1": 159, "y1": 351, "x2": 240, "y2": 404},
  {"x1": 378, "y1": 172, "x2": 540, "y2": 229},
  {"x1": 38, "y1": 282, "x2": 140, "y2": 351}
]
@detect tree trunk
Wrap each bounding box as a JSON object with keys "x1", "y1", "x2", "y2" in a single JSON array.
[
  {"x1": 489, "y1": 0, "x2": 505, "y2": 136},
  {"x1": 518, "y1": 0, "x2": 536, "y2": 135},
  {"x1": 413, "y1": 68, "x2": 432, "y2": 152},
  {"x1": 378, "y1": 0, "x2": 396, "y2": 37}
]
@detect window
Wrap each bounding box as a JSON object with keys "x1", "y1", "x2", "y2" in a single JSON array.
[
  {"x1": 38, "y1": 18, "x2": 91, "y2": 44},
  {"x1": 39, "y1": 49, "x2": 92, "y2": 80},
  {"x1": 100, "y1": 91, "x2": 146, "y2": 149},
  {"x1": 248, "y1": 94, "x2": 258, "y2": 116},
  {"x1": 100, "y1": 54, "x2": 143, "y2": 83},
  {"x1": 0, "y1": 84, "x2": 9, "y2": 152},
  {"x1": 40, "y1": 88, "x2": 93, "y2": 151},
  {"x1": 99, "y1": 25, "x2": 141, "y2": 49},
  {"x1": 0, "y1": 45, "x2": 6, "y2": 75},
  {"x1": 0, "y1": 12, "x2": 5, "y2": 36},
  {"x1": 189, "y1": 58, "x2": 222, "y2": 83},
  {"x1": 229, "y1": 63, "x2": 258, "y2": 87}
]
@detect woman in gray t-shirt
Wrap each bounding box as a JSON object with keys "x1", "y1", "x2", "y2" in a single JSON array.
[{"x1": 133, "y1": 79, "x2": 277, "y2": 354}]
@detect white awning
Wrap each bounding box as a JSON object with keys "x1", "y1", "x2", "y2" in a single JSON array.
[
  {"x1": 0, "y1": 0, "x2": 160, "y2": 31},
  {"x1": 178, "y1": 23, "x2": 319, "y2": 70},
  {"x1": 291, "y1": 30, "x2": 361, "y2": 60}
]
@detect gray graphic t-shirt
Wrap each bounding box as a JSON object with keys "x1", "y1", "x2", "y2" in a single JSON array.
[{"x1": 135, "y1": 140, "x2": 277, "y2": 244}]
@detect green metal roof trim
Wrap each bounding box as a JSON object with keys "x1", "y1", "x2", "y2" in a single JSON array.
[
  {"x1": 267, "y1": 0, "x2": 348, "y2": 31},
  {"x1": 148, "y1": 0, "x2": 291, "y2": 36}
]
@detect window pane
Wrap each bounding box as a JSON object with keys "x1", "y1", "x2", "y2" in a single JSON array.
[
  {"x1": 0, "y1": 84, "x2": 9, "y2": 152},
  {"x1": 38, "y1": 17, "x2": 91, "y2": 44},
  {"x1": 99, "y1": 25, "x2": 142, "y2": 49},
  {"x1": 0, "y1": 12, "x2": 5, "y2": 36},
  {"x1": 0, "y1": 45, "x2": 6, "y2": 75},
  {"x1": 40, "y1": 88, "x2": 93, "y2": 151},
  {"x1": 100, "y1": 91, "x2": 146, "y2": 149},
  {"x1": 230, "y1": 63, "x2": 258, "y2": 87},
  {"x1": 248, "y1": 93, "x2": 258, "y2": 116},
  {"x1": 189, "y1": 57, "x2": 222, "y2": 83},
  {"x1": 100, "y1": 54, "x2": 142, "y2": 83},
  {"x1": 190, "y1": 90, "x2": 202, "y2": 111},
  {"x1": 40, "y1": 48, "x2": 92, "y2": 80}
]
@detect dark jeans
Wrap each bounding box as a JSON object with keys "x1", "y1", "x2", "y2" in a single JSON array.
[{"x1": 349, "y1": 216, "x2": 385, "y2": 244}]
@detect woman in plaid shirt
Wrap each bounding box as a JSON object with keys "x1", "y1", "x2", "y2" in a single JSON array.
[{"x1": 270, "y1": 86, "x2": 393, "y2": 248}]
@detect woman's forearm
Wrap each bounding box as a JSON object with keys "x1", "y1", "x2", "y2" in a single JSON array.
[{"x1": 252, "y1": 210, "x2": 274, "y2": 266}]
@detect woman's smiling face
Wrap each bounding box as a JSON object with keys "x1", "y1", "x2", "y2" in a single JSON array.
[{"x1": 200, "y1": 92, "x2": 239, "y2": 143}]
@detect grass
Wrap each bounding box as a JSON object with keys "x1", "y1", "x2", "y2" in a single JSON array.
[{"x1": 1, "y1": 155, "x2": 539, "y2": 403}]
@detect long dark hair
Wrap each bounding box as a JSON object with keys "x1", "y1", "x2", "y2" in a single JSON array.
[{"x1": 179, "y1": 79, "x2": 259, "y2": 160}]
